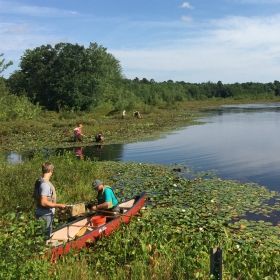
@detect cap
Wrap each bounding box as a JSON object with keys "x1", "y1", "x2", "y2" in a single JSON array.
[{"x1": 92, "y1": 179, "x2": 102, "y2": 189}]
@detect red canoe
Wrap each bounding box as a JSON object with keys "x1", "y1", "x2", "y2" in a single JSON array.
[{"x1": 48, "y1": 192, "x2": 146, "y2": 259}]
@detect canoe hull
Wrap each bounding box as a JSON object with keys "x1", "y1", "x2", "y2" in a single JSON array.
[{"x1": 49, "y1": 192, "x2": 146, "y2": 258}]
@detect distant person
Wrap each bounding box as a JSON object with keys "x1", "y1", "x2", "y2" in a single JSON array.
[
  {"x1": 95, "y1": 131, "x2": 105, "y2": 143},
  {"x1": 86, "y1": 180, "x2": 120, "y2": 218},
  {"x1": 122, "y1": 110, "x2": 126, "y2": 119},
  {"x1": 73, "y1": 123, "x2": 86, "y2": 142},
  {"x1": 33, "y1": 162, "x2": 66, "y2": 239},
  {"x1": 134, "y1": 111, "x2": 141, "y2": 119}
]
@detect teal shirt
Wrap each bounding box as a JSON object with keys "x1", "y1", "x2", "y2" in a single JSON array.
[{"x1": 97, "y1": 186, "x2": 118, "y2": 209}]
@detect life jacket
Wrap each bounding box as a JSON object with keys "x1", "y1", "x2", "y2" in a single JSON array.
[
  {"x1": 34, "y1": 178, "x2": 57, "y2": 209},
  {"x1": 97, "y1": 186, "x2": 118, "y2": 209}
]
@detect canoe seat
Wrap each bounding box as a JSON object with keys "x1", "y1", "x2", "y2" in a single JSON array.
[
  {"x1": 119, "y1": 200, "x2": 134, "y2": 208},
  {"x1": 119, "y1": 199, "x2": 135, "y2": 214}
]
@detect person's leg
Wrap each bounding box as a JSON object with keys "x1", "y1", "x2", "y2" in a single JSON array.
[{"x1": 36, "y1": 213, "x2": 53, "y2": 239}]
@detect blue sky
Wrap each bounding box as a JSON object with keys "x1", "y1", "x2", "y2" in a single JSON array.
[{"x1": 1, "y1": 0, "x2": 280, "y2": 83}]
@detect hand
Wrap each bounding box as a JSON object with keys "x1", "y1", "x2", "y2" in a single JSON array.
[
  {"x1": 86, "y1": 203, "x2": 94, "y2": 210},
  {"x1": 60, "y1": 204, "x2": 66, "y2": 209}
]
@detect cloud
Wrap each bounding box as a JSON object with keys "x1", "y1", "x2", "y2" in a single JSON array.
[
  {"x1": 181, "y1": 15, "x2": 193, "y2": 22},
  {"x1": 1, "y1": 0, "x2": 280, "y2": 83},
  {"x1": 3, "y1": 24, "x2": 33, "y2": 34},
  {"x1": 112, "y1": 14, "x2": 280, "y2": 83},
  {"x1": 181, "y1": 2, "x2": 194, "y2": 9},
  {"x1": 0, "y1": 0, "x2": 77, "y2": 17}
]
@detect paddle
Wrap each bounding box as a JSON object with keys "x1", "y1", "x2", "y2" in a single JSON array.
[
  {"x1": 75, "y1": 220, "x2": 91, "y2": 237},
  {"x1": 70, "y1": 224, "x2": 100, "y2": 228}
]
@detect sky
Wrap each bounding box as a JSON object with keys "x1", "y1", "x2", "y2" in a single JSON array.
[{"x1": 1, "y1": 0, "x2": 280, "y2": 84}]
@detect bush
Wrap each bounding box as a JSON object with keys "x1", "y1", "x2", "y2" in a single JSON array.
[
  {"x1": 0, "y1": 94, "x2": 41, "y2": 121},
  {"x1": 0, "y1": 213, "x2": 51, "y2": 280}
]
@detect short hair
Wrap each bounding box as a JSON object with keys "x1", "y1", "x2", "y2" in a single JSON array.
[{"x1": 42, "y1": 162, "x2": 54, "y2": 174}]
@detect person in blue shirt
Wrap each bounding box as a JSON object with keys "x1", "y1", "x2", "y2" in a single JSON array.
[{"x1": 88, "y1": 180, "x2": 120, "y2": 215}]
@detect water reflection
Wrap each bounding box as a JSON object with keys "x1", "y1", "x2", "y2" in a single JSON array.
[
  {"x1": 73, "y1": 147, "x2": 84, "y2": 160},
  {"x1": 56, "y1": 144, "x2": 125, "y2": 162}
]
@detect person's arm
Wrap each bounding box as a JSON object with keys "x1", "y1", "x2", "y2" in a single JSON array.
[
  {"x1": 92, "y1": 188, "x2": 113, "y2": 210},
  {"x1": 91, "y1": 201, "x2": 110, "y2": 211},
  {"x1": 40, "y1": 196, "x2": 66, "y2": 209}
]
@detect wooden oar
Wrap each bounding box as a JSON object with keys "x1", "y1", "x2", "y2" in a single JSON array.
[
  {"x1": 70, "y1": 224, "x2": 100, "y2": 229},
  {"x1": 75, "y1": 221, "x2": 91, "y2": 237}
]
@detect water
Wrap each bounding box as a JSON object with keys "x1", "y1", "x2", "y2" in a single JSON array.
[{"x1": 4, "y1": 103, "x2": 280, "y2": 192}]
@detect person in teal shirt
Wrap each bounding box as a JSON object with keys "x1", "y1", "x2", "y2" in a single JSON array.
[{"x1": 88, "y1": 180, "x2": 120, "y2": 215}]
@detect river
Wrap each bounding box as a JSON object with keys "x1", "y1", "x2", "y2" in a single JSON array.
[{"x1": 5, "y1": 103, "x2": 280, "y2": 192}]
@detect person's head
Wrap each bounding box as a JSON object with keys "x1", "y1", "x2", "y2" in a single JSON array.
[
  {"x1": 79, "y1": 124, "x2": 83, "y2": 127},
  {"x1": 42, "y1": 162, "x2": 54, "y2": 174},
  {"x1": 92, "y1": 179, "x2": 103, "y2": 191}
]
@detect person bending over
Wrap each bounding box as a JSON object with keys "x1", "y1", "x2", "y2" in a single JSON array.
[{"x1": 87, "y1": 180, "x2": 119, "y2": 218}]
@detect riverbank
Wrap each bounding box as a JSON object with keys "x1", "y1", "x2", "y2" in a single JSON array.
[{"x1": 1, "y1": 98, "x2": 279, "y2": 152}]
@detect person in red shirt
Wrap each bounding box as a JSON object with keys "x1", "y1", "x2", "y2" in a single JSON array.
[{"x1": 73, "y1": 124, "x2": 86, "y2": 142}]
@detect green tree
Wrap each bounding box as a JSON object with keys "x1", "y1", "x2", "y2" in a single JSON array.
[
  {"x1": 8, "y1": 43, "x2": 123, "y2": 111},
  {"x1": 0, "y1": 53, "x2": 13, "y2": 99},
  {"x1": 0, "y1": 53, "x2": 13, "y2": 76}
]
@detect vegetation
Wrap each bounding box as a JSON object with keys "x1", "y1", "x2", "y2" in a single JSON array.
[
  {"x1": 1, "y1": 46, "x2": 280, "y2": 279},
  {"x1": 1, "y1": 156, "x2": 280, "y2": 279}
]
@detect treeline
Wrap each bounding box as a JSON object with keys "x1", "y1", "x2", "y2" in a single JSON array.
[
  {"x1": 121, "y1": 78, "x2": 280, "y2": 105},
  {"x1": 1, "y1": 43, "x2": 280, "y2": 119}
]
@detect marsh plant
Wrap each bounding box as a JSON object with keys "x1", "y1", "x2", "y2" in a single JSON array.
[{"x1": 1, "y1": 154, "x2": 280, "y2": 279}]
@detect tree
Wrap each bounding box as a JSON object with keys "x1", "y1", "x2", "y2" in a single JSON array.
[
  {"x1": 0, "y1": 53, "x2": 13, "y2": 101},
  {"x1": 8, "y1": 43, "x2": 123, "y2": 111},
  {"x1": 0, "y1": 53, "x2": 13, "y2": 76}
]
